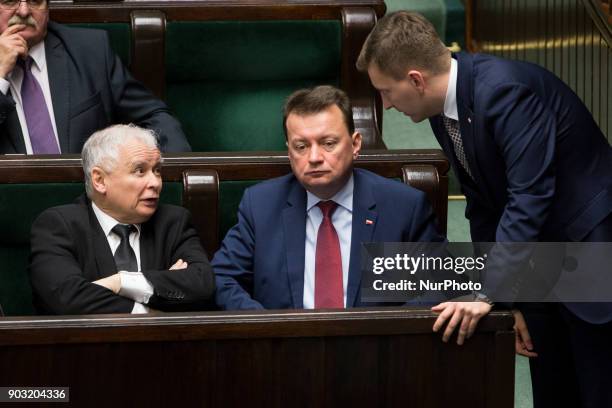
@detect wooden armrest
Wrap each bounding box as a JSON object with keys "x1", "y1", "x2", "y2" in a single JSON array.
[{"x1": 183, "y1": 169, "x2": 219, "y2": 259}]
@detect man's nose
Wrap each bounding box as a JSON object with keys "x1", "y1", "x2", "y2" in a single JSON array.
[
  {"x1": 16, "y1": 1, "x2": 31, "y2": 16},
  {"x1": 147, "y1": 172, "x2": 162, "y2": 190},
  {"x1": 308, "y1": 145, "x2": 323, "y2": 163}
]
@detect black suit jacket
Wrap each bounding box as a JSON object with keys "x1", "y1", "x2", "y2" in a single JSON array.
[
  {"x1": 29, "y1": 195, "x2": 215, "y2": 315},
  {"x1": 0, "y1": 22, "x2": 191, "y2": 154}
]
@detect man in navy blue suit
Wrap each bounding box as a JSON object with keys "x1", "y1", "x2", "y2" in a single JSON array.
[
  {"x1": 358, "y1": 11, "x2": 612, "y2": 407},
  {"x1": 213, "y1": 85, "x2": 448, "y2": 312}
]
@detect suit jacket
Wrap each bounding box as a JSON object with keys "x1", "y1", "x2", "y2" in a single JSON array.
[
  {"x1": 430, "y1": 52, "x2": 612, "y2": 243},
  {"x1": 0, "y1": 22, "x2": 191, "y2": 154},
  {"x1": 29, "y1": 195, "x2": 215, "y2": 315},
  {"x1": 213, "y1": 168, "x2": 444, "y2": 310},
  {"x1": 430, "y1": 53, "x2": 612, "y2": 322}
]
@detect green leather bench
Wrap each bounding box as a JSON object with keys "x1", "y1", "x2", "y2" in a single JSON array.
[
  {"x1": 0, "y1": 151, "x2": 447, "y2": 316},
  {"x1": 0, "y1": 159, "x2": 218, "y2": 316},
  {"x1": 50, "y1": 0, "x2": 387, "y2": 150}
]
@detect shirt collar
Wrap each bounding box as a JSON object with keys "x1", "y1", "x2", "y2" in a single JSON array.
[
  {"x1": 443, "y1": 57, "x2": 458, "y2": 120},
  {"x1": 28, "y1": 41, "x2": 46, "y2": 72},
  {"x1": 91, "y1": 201, "x2": 141, "y2": 238},
  {"x1": 306, "y1": 173, "x2": 354, "y2": 213}
]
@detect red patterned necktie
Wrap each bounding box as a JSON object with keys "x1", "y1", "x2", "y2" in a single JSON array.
[{"x1": 315, "y1": 200, "x2": 344, "y2": 308}]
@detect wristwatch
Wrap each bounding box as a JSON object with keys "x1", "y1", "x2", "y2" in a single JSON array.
[{"x1": 473, "y1": 292, "x2": 494, "y2": 305}]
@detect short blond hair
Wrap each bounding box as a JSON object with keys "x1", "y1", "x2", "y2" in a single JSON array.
[{"x1": 357, "y1": 11, "x2": 450, "y2": 79}]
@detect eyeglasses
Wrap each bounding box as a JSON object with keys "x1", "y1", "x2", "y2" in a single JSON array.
[{"x1": 0, "y1": 0, "x2": 46, "y2": 10}]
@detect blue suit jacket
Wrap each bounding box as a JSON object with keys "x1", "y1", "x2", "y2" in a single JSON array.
[
  {"x1": 430, "y1": 53, "x2": 612, "y2": 321},
  {"x1": 213, "y1": 168, "x2": 444, "y2": 310},
  {"x1": 431, "y1": 52, "x2": 612, "y2": 243}
]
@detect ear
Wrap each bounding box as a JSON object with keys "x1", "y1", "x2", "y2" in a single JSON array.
[
  {"x1": 407, "y1": 70, "x2": 426, "y2": 94},
  {"x1": 91, "y1": 166, "x2": 108, "y2": 195},
  {"x1": 351, "y1": 132, "x2": 362, "y2": 158}
]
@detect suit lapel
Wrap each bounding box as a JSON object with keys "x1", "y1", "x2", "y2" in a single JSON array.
[
  {"x1": 139, "y1": 219, "x2": 156, "y2": 271},
  {"x1": 430, "y1": 115, "x2": 455, "y2": 164},
  {"x1": 282, "y1": 181, "x2": 307, "y2": 308},
  {"x1": 4, "y1": 94, "x2": 26, "y2": 153},
  {"x1": 347, "y1": 170, "x2": 377, "y2": 307},
  {"x1": 84, "y1": 197, "x2": 117, "y2": 278},
  {"x1": 45, "y1": 29, "x2": 70, "y2": 153},
  {"x1": 455, "y1": 52, "x2": 484, "y2": 185},
  {"x1": 455, "y1": 52, "x2": 495, "y2": 205}
]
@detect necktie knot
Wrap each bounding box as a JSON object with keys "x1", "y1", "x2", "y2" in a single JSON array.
[
  {"x1": 112, "y1": 224, "x2": 136, "y2": 241},
  {"x1": 317, "y1": 200, "x2": 337, "y2": 219},
  {"x1": 442, "y1": 115, "x2": 459, "y2": 131},
  {"x1": 17, "y1": 57, "x2": 33, "y2": 72}
]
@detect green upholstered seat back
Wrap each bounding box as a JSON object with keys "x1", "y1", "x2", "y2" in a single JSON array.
[
  {"x1": 218, "y1": 180, "x2": 260, "y2": 239},
  {"x1": 0, "y1": 184, "x2": 83, "y2": 316},
  {"x1": 0, "y1": 182, "x2": 182, "y2": 316},
  {"x1": 69, "y1": 23, "x2": 131, "y2": 66},
  {"x1": 165, "y1": 21, "x2": 341, "y2": 151}
]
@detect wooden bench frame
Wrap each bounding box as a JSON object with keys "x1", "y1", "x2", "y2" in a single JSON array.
[
  {"x1": 0, "y1": 149, "x2": 449, "y2": 254},
  {"x1": 0, "y1": 308, "x2": 515, "y2": 407},
  {"x1": 49, "y1": 0, "x2": 387, "y2": 148}
]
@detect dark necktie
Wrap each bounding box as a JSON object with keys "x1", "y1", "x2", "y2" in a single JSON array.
[
  {"x1": 18, "y1": 57, "x2": 60, "y2": 154},
  {"x1": 442, "y1": 115, "x2": 473, "y2": 179},
  {"x1": 112, "y1": 224, "x2": 138, "y2": 272},
  {"x1": 315, "y1": 200, "x2": 344, "y2": 308}
]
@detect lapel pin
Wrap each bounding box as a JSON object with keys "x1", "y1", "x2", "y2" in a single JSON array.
[
  {"x1": 365, "y1": 219, "x2": 374, "y2": 225},
  {"x1": 467, "y1": 117, "x2": 471, "y2": 123}
]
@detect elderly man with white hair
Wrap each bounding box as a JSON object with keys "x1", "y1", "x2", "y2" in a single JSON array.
[{"x1": 29, "y1": 124, "x2": 214, "y2": 315}]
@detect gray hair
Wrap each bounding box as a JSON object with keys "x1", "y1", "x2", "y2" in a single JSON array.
[{"x1": 82, "y1": 124, "x2": 160, "y2": 198}]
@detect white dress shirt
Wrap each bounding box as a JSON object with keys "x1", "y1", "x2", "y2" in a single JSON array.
[
  {"x1": 443, "y1": 57, "x2": 459, "y2": 120},
  {"x1": 0, "y1": 41, "x2": 61, "y2": 154},
  {"x1": 303, "y1": 175, "x2": 353, "y2": 309},
  {"x1": 91, "y1": 202, "x2": 154, "y2": 314}
]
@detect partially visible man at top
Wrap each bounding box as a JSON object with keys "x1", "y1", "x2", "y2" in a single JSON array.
[
  {"x1": 0, "y1": 0, "x2": 191, "y2": 154},
  {"x1": 214, "y1": 85, "x2": 446, "y2": 312},
  {"x1": 29, "y1": 124, "x2": 213, "y2": 314},
  {"x1": 357, "y1": 11, "x2": 612, "y2": 408}
]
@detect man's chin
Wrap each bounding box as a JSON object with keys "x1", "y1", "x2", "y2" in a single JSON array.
[
  {"x1": 132, "y1": 207, "x2": 156, "y2": 224},
  {"x1": 302, "y1": 180, "x2": 345, "y2": 200},
  {"x1": 17, "y1": 29, "x2": 45, "y2": 47}
]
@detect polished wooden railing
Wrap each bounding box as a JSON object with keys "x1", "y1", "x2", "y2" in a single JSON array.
[{"x1": 0, "y1": 308, "x2": 514, "y2": 407}]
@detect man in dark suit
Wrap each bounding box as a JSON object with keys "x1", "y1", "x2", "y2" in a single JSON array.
[
  {"x1": 357, "y1": 11, "x2": 612, "y2": 407},
  {"x1": 214, "y1": 85, "x2": 445, "y2": 311},
  {"x1": 0, "y1": 0, "x2": 190, "y2": 154},
  {"x1": 29, "y1": 124, "x2": 214, "y2": 314}
]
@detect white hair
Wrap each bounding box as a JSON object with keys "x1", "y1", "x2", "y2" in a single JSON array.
[{"x1": 82, "y1": 124, "x2": 160, "y2": 198}]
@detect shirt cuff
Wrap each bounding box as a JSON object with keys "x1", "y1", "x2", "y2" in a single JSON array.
[
  {"x1": 119, "y1": 271, "x2": 154, "y2": 304},
  {"x1": 0, "y1": 78, "x2": 9, "y2": 95},
  {"x1": 131, "y1": 302, "x2": 150, "y2": 314}
]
